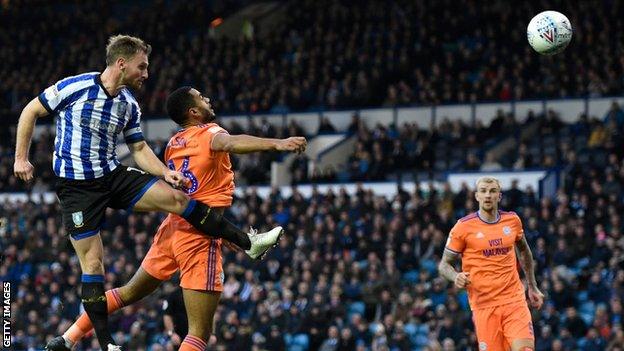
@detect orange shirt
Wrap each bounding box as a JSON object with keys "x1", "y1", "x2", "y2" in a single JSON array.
[
  {"x1": 445, "y1": 210, "x2": 526, "y2": 310},
  {"x1": 165, "y1": 123, "x2": 234, "y2": 208}
]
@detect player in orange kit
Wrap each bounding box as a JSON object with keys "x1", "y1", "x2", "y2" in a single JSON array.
[
  {"x1": 438, "y1": 177, "x2": 544, "y2": 351},
  {"x1": 45, "y1": 86, "x2": 307, "y2": 351}
]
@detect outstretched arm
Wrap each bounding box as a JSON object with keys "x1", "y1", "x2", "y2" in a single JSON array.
[
  {"x1": 211, "y1": 134, "x2": 307, "y2": 154},
  {"x1": 438, "y1": 250, "x2": 470, "y2": 288},
  {"x1": 14, "y1": 97, "x2": 49, "y2": 181},
  {"x1": 516, "y1": 235, "x2": 544, "y2": 308}
]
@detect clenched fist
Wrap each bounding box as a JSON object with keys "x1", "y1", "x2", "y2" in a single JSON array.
[
  {"x1": 14, "y1": 158, "x2": 35, "y2": 182},
  {"x1": 454, "y1": 272, "x2": 471, "y2": 289},
  {"x1": 164, "y1": 169, "x2": 186, "y2": 188},
  {"x1": 528, "y1": 287, "x2": 544, "y2": 309},
  {"x1": 276, "y1": 137, "x2": 307, "y2": 154}
]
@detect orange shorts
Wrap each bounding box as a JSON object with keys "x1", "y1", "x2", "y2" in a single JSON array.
[
  {"x1": 141, "y1": 215, "x2": 223, "y2": 292},
  {"x1": 472, "y1": 300, "x2": 534, "y2": 351}
]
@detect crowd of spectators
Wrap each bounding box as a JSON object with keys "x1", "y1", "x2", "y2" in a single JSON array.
[
  {"x1": 4, "y1": 119, "x2": 624, "y2": 349},
  {"x1": 342, "y1": 109, "x2": 521, "y2": 182},
  {"x1": 1, "y1": 102, "x2": 622, "y2": 191},
  {"x1": 2, "y1": 0, "x2": 623, "y2": 121},
  {"x1": 3, "y1": 0, "x2": 624, "y2": 349},
  {"x1": 0, "y1": 115, "x2": 309, "y2": 191},
  {"x1": 2, "y1": 0, "x2": 623, "y2": 189},
  {"x1": 322, "y1": 102, "x2": 623, "y2": 182}
]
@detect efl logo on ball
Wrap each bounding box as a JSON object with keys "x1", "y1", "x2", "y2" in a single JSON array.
[{"x1": 527, "y1": 10, "x2": 573, "y2": 55}]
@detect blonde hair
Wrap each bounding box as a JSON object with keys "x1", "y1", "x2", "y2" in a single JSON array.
[
  {"x1": 105, "y1": 35, "x2": 151, "y2": 66},
  {"x1": 475, "y1": 176, "x2": 502, "y2": 190}
]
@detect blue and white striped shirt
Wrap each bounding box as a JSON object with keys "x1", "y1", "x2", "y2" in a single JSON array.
[{"x1": 38, "y1": 72, "x2": 145, "y2": 180}]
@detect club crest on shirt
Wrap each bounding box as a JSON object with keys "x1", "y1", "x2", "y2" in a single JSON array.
[
  {"x1": 503, "y1": 226, "x2": 512, "y2": 236},
  {"x1": 476, "y1": 232, "x2": 485, "y2": 239},
  {"x1": 47, "y1": 84, "x2": 60, "y2": 98},
  {"x1": 72, "y1": 211, "x2": 84, "y2": 228},
  {"x1": 479, "y1": 341, "x2": 487, "y2": 350}
]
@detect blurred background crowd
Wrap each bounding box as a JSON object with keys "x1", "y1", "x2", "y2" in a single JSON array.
[
  {"x1": 1, "y1": 0, "x2": 623, "y2": 120},
  {"x1": 2, "y1": 0, "x2": 624, "y2": 350},
  {"x1": 4, "y1": 139, "x2": 624, "y2": 350}
]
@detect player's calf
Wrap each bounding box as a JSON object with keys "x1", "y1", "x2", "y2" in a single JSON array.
[
  {"x1": 181, "y1": 289, "x2": 219, "y2": 350},
  {"x1": 178, "y1": 199, "x2": 252, "y2": 249},
  {"x1": 81, "y1": 274, "x2": 116, "y2": 348},
  {"x1": 116, "y1": 267, "x2": 163, "y2": 304}
]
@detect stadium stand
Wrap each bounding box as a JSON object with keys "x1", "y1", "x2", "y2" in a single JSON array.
[
  {"x1": 3, "y1": 116, "x2": 624, "y2": 349},
  {"x1": 2, "y1": 0, "x2": 623, "y2": 117},
  {"x1": 2, "y1": 0, "x2": 624, "y2": 350}
]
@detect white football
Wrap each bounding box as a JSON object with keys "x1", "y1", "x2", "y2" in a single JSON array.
[{"x1": 527, "y1": 11, "x2": 573, "y2": 55}]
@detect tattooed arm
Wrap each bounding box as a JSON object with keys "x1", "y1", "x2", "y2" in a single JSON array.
[
  {"x1": 438, "y1": 249, "x2": 470, "y2": 288},
  {"x1": 516, "y1": 235, "x2": 544, "y2": 308}
]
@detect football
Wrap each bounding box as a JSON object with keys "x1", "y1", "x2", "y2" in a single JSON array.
[{"x1": 527, "y1": 10, "x2": 573, "y2": 55}]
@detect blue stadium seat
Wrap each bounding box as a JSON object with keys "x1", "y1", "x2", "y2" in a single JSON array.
[
  {"x1": 403, "y1": 322, "x2": 417, "y2": 337},
  {"x1": 420, "y1": 259, "x2": 437, "y2": 275},
  {"x1": 348, "y1": 301, "x2": 366, "y2": 316},
  {"x1": 457, "y1": 291, "x2": 470, "y2": 310},
  {"x1": 285, "y1": 333, "x2": 310, "y2": 351},
  {"x1": 410, "y1": 323, "x2": 430, "y2": 348},
  {"x1": 577, "y1": 290, "x2": 588, "y2": 303},
  {"x1": 579, "y1": 301, "x2": 595, "y2": 325},
  {"x1": 402, "y1": 270, "x2": 420, "y2": 283}
]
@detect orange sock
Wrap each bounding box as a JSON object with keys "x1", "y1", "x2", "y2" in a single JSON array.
[
  {"x1": 179, "y1": 335, "x2": 207, "y2": 351},
  {"x1": 63, "y1": 288, "x2": 126, "y2": 344}
]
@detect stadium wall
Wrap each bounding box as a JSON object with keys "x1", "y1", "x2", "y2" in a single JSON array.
[
  {"x1": 1, "y1": 170, "x2": 551, "y2": 204},
  {"x1": 29, "y1": 96, "x2": 624, "y2": 141}
]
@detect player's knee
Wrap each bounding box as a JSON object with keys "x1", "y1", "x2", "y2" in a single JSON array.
[
  {"x1": 85, "y1": 248, "x2": 103, "y2": 261},
  {"x1": 83, "y1": 259, "x2": 104, "y2": 275},
  {"x1": 170, "y1": 189, "x2": 190, "y2": 214},
  {"x1": 81, "y1": 250, "x2": 103, "y2": 272},
  {"x1": 173, "y1": 189, "x2": 189, "y2": 205}
]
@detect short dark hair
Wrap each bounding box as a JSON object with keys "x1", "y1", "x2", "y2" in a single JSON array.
[
  {"x1": 106, "y1": 35, "x2": 152, "y2": 66},
  {"x1": 166, "y1": 86, "x2": 195, "y2": 126}
]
